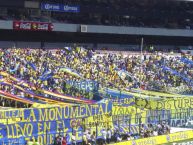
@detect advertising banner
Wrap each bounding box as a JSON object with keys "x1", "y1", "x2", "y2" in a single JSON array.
[
  {"x1": 114, "y1": 130, "x2": 193, "y2": 145},
  {"x1": 41, "y1": 3, "x2": 80, "y2": 13},
  {"x1": 13, "y1": 21, "x2": 53, "y2": 31}
]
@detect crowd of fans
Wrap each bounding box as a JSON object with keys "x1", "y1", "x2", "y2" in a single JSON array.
[
  {"x1": 1, "y1": 0, "x2": 193, "y2": 29},
  {"x1": 53, "y1": 135, "x2": 67, "y2": 145},
  {"x1": 0, "y1": 47, "x2": 192, "y2": 105},
  {"x1": 50, "y1": 121, "x2": 170, "y2": 145}
]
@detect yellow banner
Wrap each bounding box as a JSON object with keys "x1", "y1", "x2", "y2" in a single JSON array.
[
  {"x1": 112, "y1": 106, "x2": 147, "y2": 124},
  {"x1": 135, "y1": 97, "x2": 193, "y2": 110},
  {"x1": 113, "y1": 130, "x2": 193, "y2": 145},
  {"x1": 84, "y1": 113, "x2": 113, "y2": 137}
]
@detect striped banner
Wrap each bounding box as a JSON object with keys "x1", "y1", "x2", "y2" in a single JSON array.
[
  {"x1": 0, "y1": 71, "x2": 94, "y2": 104},
  {"x1": 0, "y1": 91, "x2": 34, "y2": 105}
]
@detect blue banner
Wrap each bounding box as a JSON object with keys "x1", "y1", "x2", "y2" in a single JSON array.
[
  {"x1": 41, "y1": 3, "x2": 80, "y2": 13},
  {"x1": 0, "y1": 101, "x2": 112, "y2": 145},
  {"x1": 67, "y1": 80, "x2": 99, "y2": 93},
  {"x1": 103, "y1": 89, "x2": 135, "y2": 107},
  {"x1": 162, "y1": 66, "x2": 193, "y2": 85},
  {"x1": 180, "y1": 57, "x2": 193, "y2": 66}
]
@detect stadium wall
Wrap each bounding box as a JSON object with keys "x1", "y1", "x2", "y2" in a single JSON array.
[
  {"x1": 1, "y1": 20, "x2": 193, "y2": 37},
  {"x1": 0, "y1": 41, "x2": 190, "y2": 52}
]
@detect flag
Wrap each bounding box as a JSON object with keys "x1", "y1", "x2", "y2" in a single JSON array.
[
  {"x1": 39, "y1": 70, "x2": 53, "y2": 81},
  {"x1": 64, "y1": 47, "x2": 72, "y2": 52},
  {"x1": 28, "y1": 62, "x2": 37, "y2": 71},
  {"x1": 114, "y1": 67, "x2": 137, "y2": 82},
  {"x1": 59, "y1": 67, "x2": 82, "y2": 78}
]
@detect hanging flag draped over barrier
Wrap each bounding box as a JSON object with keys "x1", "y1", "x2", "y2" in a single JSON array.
[
  {"x1": 0, "y1": 101, "x2": 112, "y2": 145},
  {"x1": 135, "y1": 97, "x2": 193, "y2": 110}
]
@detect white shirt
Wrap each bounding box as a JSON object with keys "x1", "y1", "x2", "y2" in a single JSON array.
[
  {"x1": 21, "y1": 92, "x2": 24, "y2": 98},
  {"x1": 87, "y1": 134, "x2": 91, "y2": 140},
  {"x1": 107, "y1": 130, "x2": 112, "y2": 139},
  {"x1": 71, "y1": 135, "x2": 76, "y2": 142},
  {"x1": 101, "y1": 130, "x2": 107, "y2": 140}
]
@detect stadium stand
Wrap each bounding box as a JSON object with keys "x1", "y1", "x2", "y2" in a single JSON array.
[
  {"x1": 0, "y1": 0, "x2": 193, "y2": 145},
  {"x1": 0, "y1": 48, "x2": 192, "y2": 106},
  {"x1": 0, "y1": 0, "x2": 193, "y2": 29}
]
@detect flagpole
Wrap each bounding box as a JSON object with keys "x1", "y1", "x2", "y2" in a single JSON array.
[
  {"x1": 140, "y1": 37, "x2": 143, "y2": 91},
  {"x1": 139, "y1": 37, "x2": 143, "y2": 135}
]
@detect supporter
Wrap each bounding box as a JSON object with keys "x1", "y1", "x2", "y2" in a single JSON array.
[
  {"x1": 101, "y1": 128, "x2": 107, "y2": 144},
  {"x1": 116, "y1": 133, "x2": 122, "y2": 142},
  {"x1": 157, "y1": 123, "x2": 164, "y2": 135},
  {"x1": 91, "y1": 131, "x2": 96, "y2": 145},
  {"x1": 33, "y1": 140, "x2": 40, "y2": 145},
  {"x1": 87, "y1": 131, "x2": 91, "y2": 144},
  {"x1": 139, "y1": 124, "x2": 145, "y2": 138},
  {"x1": 166, "y1": 123, "x2": 171, "y2": 134},
  {"x1": 27, "y1": 139, "x2": 33, "y2": 145},
  {"x1": 52, "y1": 135, "x2": 62, "y2": 145},
  {"x1": 62, "y1": 137, "x2": 67, "y2": 145},
  {"x1": 82, "y1": 132, "x2": 87, "y2": 145},
  {"x1": 126, "y1": 134, "x2": 134, "y2": 141},
  {"x1": 113, "y1": 130, "x2": 119, "y2": 143},
  {"x1": 71, "y1": 132, "x2": 77, "y2": 145},
  {"x1": 53, "y1": 137, "x2": 57, "y2": 145},
  {"x1": 107, "y1": 128, "x2": 112, "y2": 144},
  {"x1": 148, "y1": 124, "x2": 155, "y2": 136}
]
